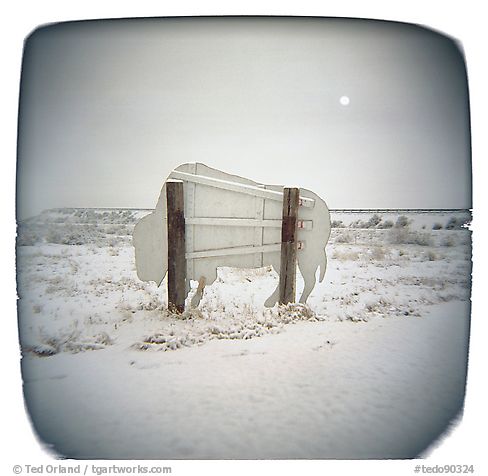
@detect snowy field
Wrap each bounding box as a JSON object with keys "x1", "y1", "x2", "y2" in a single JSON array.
[{"x1": 16, "y1": 208, "x2": 472, "y2": 459}]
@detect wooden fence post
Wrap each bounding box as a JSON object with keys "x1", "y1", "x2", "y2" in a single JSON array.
[
  {"x1": 166, "y1": 180, "x2": 186, "y2": 313},
  {"x1": 279, "y1": 187, "x2": 300, "y2": 304}
]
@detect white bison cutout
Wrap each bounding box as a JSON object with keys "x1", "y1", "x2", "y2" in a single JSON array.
[{"x1": 133, "y1": 163, "x2": 331, "y2": 307}]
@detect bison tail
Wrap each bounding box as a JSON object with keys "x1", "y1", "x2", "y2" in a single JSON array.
[{"x1": 318, "y1": 248, "x2": 328, "y2": 283}]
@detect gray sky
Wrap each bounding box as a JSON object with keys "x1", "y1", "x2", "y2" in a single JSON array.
[{"x1": 17, "y1": 17, "x2": 471, "y2": 220}]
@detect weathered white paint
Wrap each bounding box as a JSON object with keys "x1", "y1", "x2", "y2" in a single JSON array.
[
  {"x1": 170, "y1": 170, "x2": 315, "y2": 208},
  {"x1": 186, "y1": 243, "x2": 282, "y2": 260},
  {"x1": 133, "y1": 163, "x2": 331, "y2": 307},
  {"x1": 185, "y1": 217, "x2": 312, "y2": 229},
  {"x1": 184, "y1": 163, "x2": 197, "y2": 281}
]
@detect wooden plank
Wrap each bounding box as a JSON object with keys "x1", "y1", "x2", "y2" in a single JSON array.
[
  {"x1": 186, "y1": 243, "x2": 282, "y2": 260},
  {"x1": 166, "y1": 180, "x2": 186, "y2": 313},
  {"x1": 253, "y1": 190, "x2": 264, "y2": 267},
  {"x1": 193, "y1": 217, "x2": 311, "y2": 229},
  {"x1": 279, "y1": 187, "x2": 300, "y2": 304},
  {"x1": 169, "y1": 170, "x2": 315, "y2": 208},
  {"x1": 185, "y1": 217, "x2": 312, "y2": 229},
  {"x1": 185, "y1": 163, "x2": 196, "y2": 280},
  {"x1": 297, "y1": 220, "x2": 313, "y2": 230}
]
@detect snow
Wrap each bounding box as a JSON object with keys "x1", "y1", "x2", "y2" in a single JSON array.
[{"x1": 16, "y1": 209, "x2": 472, "y2": 459}]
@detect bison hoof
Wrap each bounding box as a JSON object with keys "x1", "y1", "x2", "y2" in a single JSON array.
[{"x1": 264, "y1": 295, "x2": 278, "y2": 308}]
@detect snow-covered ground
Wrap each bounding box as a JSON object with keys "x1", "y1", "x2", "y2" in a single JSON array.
[{"x1": 16, "y1": 209, "x2": 472, "y2": 459}]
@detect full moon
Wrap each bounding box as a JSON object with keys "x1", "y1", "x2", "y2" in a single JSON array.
[{"x1": 340, "y1": 96, "x2": 350, "y2": 106}]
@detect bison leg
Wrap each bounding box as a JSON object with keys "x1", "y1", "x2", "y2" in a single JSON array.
[
  {"x1": 264, "y1": 285, "x2": 280, "y2": 307},
  {"x1": 298, "y1": 258, "x2": 318, "y2": 304},
  {"x1": 264, "y1": 254, "x2": 281, "y2": 307},
  {"x1": 190, "y1": 276, "x2": 206, "y2": 308}
]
